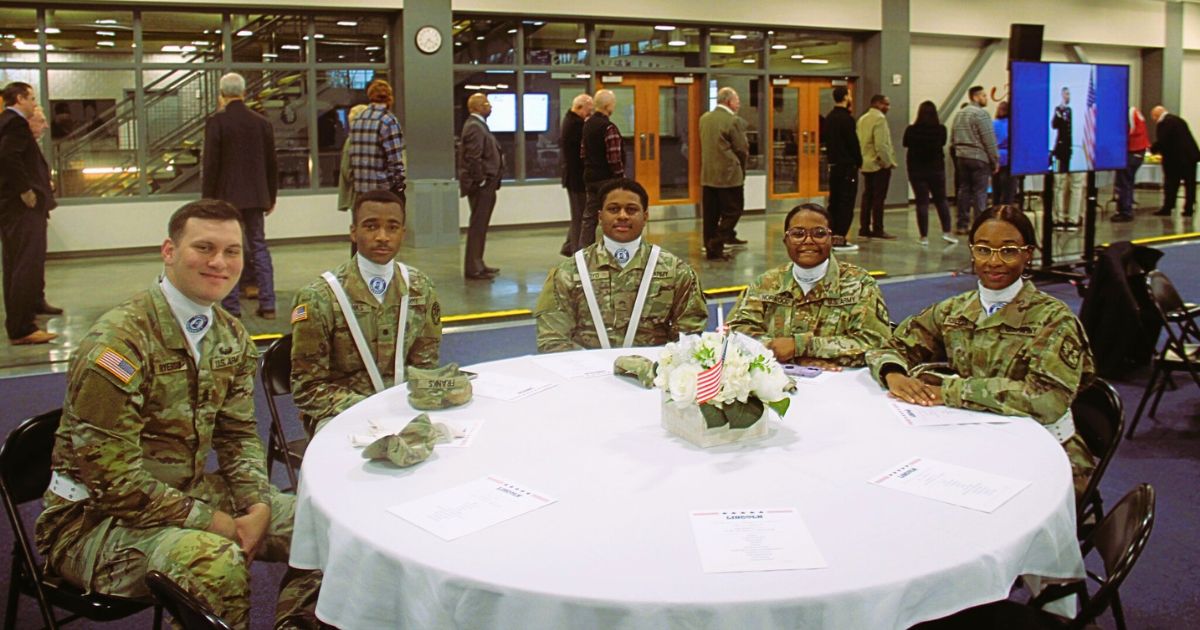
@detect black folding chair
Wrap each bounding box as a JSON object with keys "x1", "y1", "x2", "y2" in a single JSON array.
[
  {"x1": 913, "y1": 483, "x2": 1156, "y2": 630},
  {"x1": 0, "y1": 410, "x2": 162, "y2": 630},
  {"x1": 261, "y1": 334, "x2": 307, "y2": 490},
  {"x1": 1126, "y1": 270, "x2": 1200, "y2": 438},
  {"x1": 1071, "y1": 378, "x2": 1124, "y2": 539},
  {"x1": 144, "y1": 571, "x2": 234, "y2": 630}
]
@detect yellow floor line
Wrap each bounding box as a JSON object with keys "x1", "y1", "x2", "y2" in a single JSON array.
[
  {"x1": 1127, "y1": 232, "x2": 1200, "y2": 246},
  {"x1": 442, "y1": 309, "x2": 532, "y2": 323}
]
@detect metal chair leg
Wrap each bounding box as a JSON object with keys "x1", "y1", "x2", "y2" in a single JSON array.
[
  {"x1": 1127, "y1": 367, "x2": 1160, "y2": 439},
  {"x1": 1110, "y1": 587, "x2": 1128, "y2": 630}
]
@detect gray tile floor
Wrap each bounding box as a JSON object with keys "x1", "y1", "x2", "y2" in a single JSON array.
[{"x1": 4, "y1": 189, "x2": 1196, "y2": 374}]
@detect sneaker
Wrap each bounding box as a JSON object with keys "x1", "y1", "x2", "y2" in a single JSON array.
[
  {"x1": 941, "y1": 233, "x2": 959, "y2": 244},
  {"x1": 919, "y1": 238, "x2": 928, "y2": 246},
  {"x1": 832, "y1": 242, "x2": 859, "y2": 253}
]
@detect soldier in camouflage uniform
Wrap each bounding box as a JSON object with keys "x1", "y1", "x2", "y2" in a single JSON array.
[
  {"x1": 34, "y1": 200, "x2": 319, "y2": 629},
  {"x1": 535, "y1": 178, "x2": 707, "y2": 353},
  {"x1": 867, "y1": 205, "x2": 1096, "y2": 496},
  {"x1": 728, "y1": 203, "x2": 891, "y2": 368},
  {"x1": 291, "y1": 189, "x2": 441, "y2": 436}
]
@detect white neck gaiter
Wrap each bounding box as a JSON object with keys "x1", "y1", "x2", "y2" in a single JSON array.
[
  {"x1": 978, "y1": 277, "x2": 1023, "y2": 318},
  {"x1": 357, "y1": 254, "x2": 396, "y2": 304},
  {"x1": 792, "y1": 260, "x2": 830, "y2": 295},
  {"x1": 603, "y1": 235, "x2": 642, "y2": 269}
]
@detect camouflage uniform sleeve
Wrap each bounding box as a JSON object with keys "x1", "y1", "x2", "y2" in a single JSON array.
[
  {"x1": 726, "y1": 280, "x2": 770, "y2": 341},
  {"x1": 534, "y1": 266, "x2": 585, "y2": 353},
  {"x1": 796, "y1": 273, "x2": 891, "y2": 367},
  {"x1": 69, "y1": 338, "x2": 212, "y2": 530},
  {"x1": 290, "y1": 284, "x2": 367, "y2": 433},
  {"x1": 868, "y1": 301, "x2": 948, "y2": 386},
  {"x1": 942, "y1": 309, "x2": 1089, "y2": 425},
  {"x1": 407, "y1": 272, "x2": 442, "y2": 369},
  {"x1": 669, "y1": 261, "x2": 708, "y2": 336},
  {"x1": 211, "y1": 333, "x2": 272, "y2": 513}
]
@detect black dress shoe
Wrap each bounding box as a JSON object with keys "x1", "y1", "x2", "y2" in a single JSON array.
[
  {"x1": 1110, "y1": 213, "x2": 1134, "y2": 223},
  {"x1": 706, "y1": 252, "x2": 733, "y2": 261},
  {"x1": 464, "y1": 271, "x2": 497, "y2": 280},
  {"x1": 724, "y1": 237, "x2": 749, "y2": 246},
  {"x1": 36, "y1": 302, "x2": 64, "y2": 315},
  {"x1": 483, "y1": 266, "x2": 500, "y2": 274},
  {"x1": 1153, "y1": 209, "x2": 1173, "y2": 216}
]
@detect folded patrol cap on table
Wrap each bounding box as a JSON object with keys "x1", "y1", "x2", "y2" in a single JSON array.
[
  {"x1": 613, "y1": 355, "x2": 657, "y2": 388},
  {"x1": 362, "y1": 414, "x2": 451, "y2": 467},
  {"x1": 407, "y1": 363, "x2": 473, "y2": 410}
]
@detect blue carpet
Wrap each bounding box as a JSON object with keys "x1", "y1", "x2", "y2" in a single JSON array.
[{"x1": 2, "y1": 244, "x2": 1198, "y2": 628}]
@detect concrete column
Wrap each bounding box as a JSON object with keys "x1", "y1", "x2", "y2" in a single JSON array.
[
  {"x1": 398, "y1": 0, "x2": 459, "y2": 248},
  {"x1": 862, "y1": 0, "x2": 911, "y2": 205},
  {"x1": 1143, "y1": 2, "x2": 1183, "y2": 141}
]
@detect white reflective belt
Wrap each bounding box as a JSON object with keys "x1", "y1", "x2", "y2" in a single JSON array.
[
  {"x1": 575, "y1": 246, "x2": 660, "y2": 350},
  {"x1": 321, "y1": 263, "x2": 410, "y2": 393},
  {"x1": 49, "y1": 471, "x2": 90, "y2": 502},
  {"x1": 1046, "y1": 409, "x2": 1076, "y2": 444}
]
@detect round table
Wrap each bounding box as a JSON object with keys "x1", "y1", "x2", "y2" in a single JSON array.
[{"x1": 291, "y1": 349, "x2": 1084, "y2": 629}]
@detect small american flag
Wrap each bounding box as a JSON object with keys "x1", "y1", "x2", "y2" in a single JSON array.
[
  {"x1": 291, "y1": 304, "x2": 308, "y2": 324},
  {"x1": 96, "y1": 348, "x2": 137, "y2": 384},
  {"x1": 1083, "y1": 66, "x2": 1097, "y2": 169},
  {"x1": 695, "y1": 335, "x2": 730, "y2": 404}
]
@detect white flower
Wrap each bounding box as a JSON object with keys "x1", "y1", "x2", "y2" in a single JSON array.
[
  {"x1": 656, "y1": 332, "x2": 792, "y2": 407},
  {"x1": 665, "y1": 363, "x2": 700, "y2": 404}
]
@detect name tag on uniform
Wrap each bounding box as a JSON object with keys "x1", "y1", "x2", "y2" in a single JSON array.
[
  {"x1": 212, "y1": 355, "x2": 240, "y2": 370},
  {"x1": 761, "y1": 294, "x2": 793, "y2": 306},
  {"x1": 156, "y1": 359, "x2": 187, "y2": 374},
  {"x1": 652, "y1": 269, "x2": 672, "y2": 280}
]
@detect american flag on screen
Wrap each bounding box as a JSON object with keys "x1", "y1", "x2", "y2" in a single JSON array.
[
  {"x1": 695, "y1": 334, "x2": 730, "y2": 404},
  {"x1": 1083, "y1": 66, "x2": 1097, "y2": 169}
]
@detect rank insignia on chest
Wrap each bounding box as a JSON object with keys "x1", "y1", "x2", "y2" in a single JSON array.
[
  {"x1": 96, "y1": 347, "x2": 138, "y2": 384},
  {"x1": 291, "y1": 304, "x2": 308, "y2": 324}
]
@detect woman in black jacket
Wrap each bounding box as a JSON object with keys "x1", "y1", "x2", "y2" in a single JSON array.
[{"x1": 903, "y1": 101, "x2": 957, "y2": 245}]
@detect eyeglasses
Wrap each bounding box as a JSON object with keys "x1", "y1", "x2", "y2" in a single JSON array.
[
  {"x1": 969, "y1": 244, "x2": 1032, "y2": 263},
  {"x1": 785, "y1": 227, "x2": 831, "y2": 242}
]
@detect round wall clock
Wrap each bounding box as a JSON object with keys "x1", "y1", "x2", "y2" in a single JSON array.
[{"x1": 415, "y1": 25, "x2": 442, "y2": 55}]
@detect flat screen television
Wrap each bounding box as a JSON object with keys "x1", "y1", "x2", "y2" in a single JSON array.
[
  {"x1": 483, "y1": 93, "x2": 551, "y2": 133},
  {"x1": 1009, "y1": 61, "x2": 1130, "y2": 175}
]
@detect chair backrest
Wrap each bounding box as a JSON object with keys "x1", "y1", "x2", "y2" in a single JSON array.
[
  {"x1": 1071, "y1": 379, "x2": 1124, "y2": 515},
  {"x1": 0, "y1": 410, "x2": 61, "y2": 505},
  {"x1": 145, "y1": 571, "x2": 234, "y2": 630},
  {"x1": 1074, "y1": 483, "x2": 1156, "y2": 628},
  {"x1": 262, "y1": 334, "x2": 293, "y2": 397},
  {"x1": 1146, "y1": 270, "x2": 1186, "y2": 317}
]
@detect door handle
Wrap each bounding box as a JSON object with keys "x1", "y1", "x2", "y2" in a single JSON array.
[
  {"x1": 639, "y1": 133, "x2": 647, "y2": 160},
  {"x1": 649, "y1": 133, "x2": 656, "y2": 160}
]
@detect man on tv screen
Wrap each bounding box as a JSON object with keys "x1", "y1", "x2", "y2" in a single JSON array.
[{"x1": 1051, "y1": 87, "x2": 1085, "y2": 231}]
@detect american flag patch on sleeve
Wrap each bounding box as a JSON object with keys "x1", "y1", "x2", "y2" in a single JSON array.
[
  {"x1": 291, "y1": 304, "x2": 308, "y2": 324},
  {"x1": 96, "y1": 348, "x2": 138, "y2": 384}
]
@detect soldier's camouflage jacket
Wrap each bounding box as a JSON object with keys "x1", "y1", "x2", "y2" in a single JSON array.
[
  {"x1": 727, "y1": 258, "x2": 891, "y2": 367},
  {"x1": 35, "y1": 285, "x2": 269, "y2": 577},
  {"x1": 290, "y1": 258, "x2": 441, "y2": 436},
  {"x1": 534, "y1": 242, "x2": 708, "y2": 353}
]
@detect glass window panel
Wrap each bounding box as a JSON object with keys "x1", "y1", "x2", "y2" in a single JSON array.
[
  {"x1": 455, "y1": 71, "x2": 516, "y2": 180},
  {"x1": 0, "y1": 8, "x2": 38, "y2": 63},
  {"x1": 45, "y1": 9, "x2": 134, "y2": 62},
  {"x1": 139, "y1": 68, "x2": 220, "y2": 195},
  {"x1": 230, "y1": 14, "x2": 308, "y2": 63},
  {"x1": 251, "y1": 70, "x2": 311, "y2": 189},
  {"x1": 314, "y1": 15, "x2": 388, "y2": 64},
  {"x1": 142, "y1": 11, "x2": 222, "y2": 64},
  {"x1": 316, "y1": 69, "x2": 380, "y2": 187},
  {"x1": 768, "y1": 31, "x2": 853, "y2": 74},
  {"x1": 711, "y1": 75, "x2": 763, "y2": 170},
  {"x1": 524, "y1": 72, "x2": 589, "y2": 179},
  {"x1": 595, "y1": 24, "x2": 699, "y2": 69},
  {"x1": 658, "y1": 85, "x2": 690, "y2": 200},
  {"x1": 525, "y1": 21, "x2": 587, "y2": 66},
  {"x1": 48, "y1": 69, "x2": 139, "y2": 198},
  {"x1": 772, "y1": 86, "x2": 799, "y2": 195},
  {"x1": 452, "y1": 18, "x2": 516, "y2": 65},
  {"x1": 709, "y1": 29, "x2": 763, "y2": 69}
]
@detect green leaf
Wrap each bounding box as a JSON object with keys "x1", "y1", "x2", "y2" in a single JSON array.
[
  {"x1": 699, "y1": 403, "x2": 728, "y2": 429},
  {"x1": 726, "y1": 397, "x2": 765, "y2": 429},
  {"x1": 766, "y1": 398, "x2": 791, "y2": 419}
]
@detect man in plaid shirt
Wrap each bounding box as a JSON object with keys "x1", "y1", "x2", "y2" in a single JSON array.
[
  {"x1": 580, "y1": 90, "x2": 625, "y2": 249},
  {"x1": 349, "y1": 79, "x2": 405, "y2": 197}
]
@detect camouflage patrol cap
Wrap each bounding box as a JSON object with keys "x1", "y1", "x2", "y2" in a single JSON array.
[
  {"x1": 407, "y1": 363, "x2": 473, "y2": 410},
  {"x1": 613, "y1": 355, "x2": 657, "y2": 388},
  {"x1": 362, "y1": 414, "x2": 450, "y2": 467}
]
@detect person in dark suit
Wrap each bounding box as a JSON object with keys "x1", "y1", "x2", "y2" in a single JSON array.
[
  {"x1": 458, "y1": 92, "x2": 502, "y2": 280},
  {"x1": 27, "y1": 106, "x2": 60, "y2": 318},
  {"x1": 560, "y1": 93, "x2": 593, "y2": 256},
  {"x1": 202, "y1": 72, "x2": 279, "y2": 318},
  {"x1": 0, "y1": 82, "x2": 56, "y2": 345},
  {"x1": 1150, "y1": 105, "x2": 1200, "y2": 217}
]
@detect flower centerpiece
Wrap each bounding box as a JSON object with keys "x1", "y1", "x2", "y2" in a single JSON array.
[{"x1": 654, "y1": 331, "x2": 792, "y2": 447}]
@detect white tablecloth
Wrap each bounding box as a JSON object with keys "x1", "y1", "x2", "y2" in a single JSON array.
[{"x1": 291, "y1": 349, "x2": 1084, "y2": 629}]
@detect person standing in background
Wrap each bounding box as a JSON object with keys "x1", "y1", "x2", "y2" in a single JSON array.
[
  {"x1": 560, "y1": 93, "x2": 593, "y2": 256},
  {"x1": 825, "y1": 87, "x2": 863, "y2": 253},
  {"x1": 857, "y1": 94, "x2": 897, "y2": 240},
  {"x1": 581, "y1": 89, "x2": 624, "y2": 249},
  {"x1": 951, "y1": 86, "x2": 999, "y2": 234},
  {"x1": 202, "y1": 72, "x2": 279, "y2": 319},
  {"x1": 699, "y1": 86, "x2": 750, "y2": 261},
  {"x1": 903, "y1": 101, "x2": 957, "y2": 247},
  {"x1": 1150, "y1": 105, "x2": 1200, "y2": 218},
  {"x1": 1113, "y1": 106, "x2": 1149, "y2": 223},
  {"x1": 992, "y1": 101, "x2": 1016, "y2": 206},
  {"x1": 349, "y1": 79, "x2": 406, "y2": 200},
  {"x1": 458, "y1": 93, "x2": 503, "y2": 280},
  {"x1": 27, "y1": 105, "x2": 61, "y2": 317}
]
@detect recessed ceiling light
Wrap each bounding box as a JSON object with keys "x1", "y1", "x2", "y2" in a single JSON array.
[
  {"x1": 464, "y1": 84, "x2": 480, "y2": 90},
  {"x1": 337, "y1": 21, "x2": 358, "y2": 27},
  {"x1": 507, "y1": 28, "x2": 517, "y2": 34},
  {"x1": 668, "y1": 40, "x2": 686, "y2": 47},
  {"x1": 497, "y1": 83, "x2": 509, "y2": 89},
  {"x1": 742, "y1": 58, "x2": 755, "y2": 64},
  {"x1": 281, "y1": 44, "x2": 301, "y2": 50},
  {"x1": 95, "y1": 19, "x2": 118, "y2": 25},
  {"x1": 476, "y1": 35, "x2": 485, "y2": 40},
  {"x1": 790, "y1": 54, "x2": 805, "y2": 60},
  {"x1": 532, "y1": 22, "x2": 544, "y2": 26},
  {"x1": 313, "y1": 34, "x2": 325, "y2": 39},
  {"x1": 801, "y1": 58, "x2": 828, "y2": 64},
  {"x1": 191, "y1": 40, "x2": 209, "y2": 46},
  {"x1": 365, "y1": 46, "x2": 381, "y2": 51},
  {"x1": 181, "y1": 45, "x2": 196, "y2": 52},
  {"x1": 771, "y1": 44, "x2": 787, "y2": 50},
  {"x1": 236, "y1": 30, "x2": 253, "y2": 37},
  {"x1": 162, "y1": 45, "x2": 182, "y2": 52},
  {"x1": 575, "y1": 37, "x2": 587, "y2": 44},
  {"x1": 575, "y1": 73, "x2": 590, "y2": 79},
  {"x1": 730, "y1": 34, "x2": 748, "y2": 40},
  {"x1": 455, "y1": 41, "x2": 463, "y2": 46},
  {"x1": 97, "y1": 31, "x2": 116, "y2": 37},
  {"x1": 654, "y1": 25, "x2": 675, "y2": 31},
  {"x1": 262, "y1": 53, "x2": 278, "y2": 58},
  {"x1": 43, "y1": 27, "x2": 60, "y2": 34},
  {"x1": 97, "y1": 41, "x2": 115, "y2": 47}
]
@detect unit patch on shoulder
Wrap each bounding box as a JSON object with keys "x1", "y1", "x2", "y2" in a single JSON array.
[
  {"x1": 96, "y1": 347, "x2": 138, "y2": 384},
  {"x1": 291, "y1": 304, "x2": 309, "y2": 324}
]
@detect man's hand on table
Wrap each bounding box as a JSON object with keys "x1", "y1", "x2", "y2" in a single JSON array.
[{"x1": 885, "y1": 372, "x2": 943, "y2": 406}]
